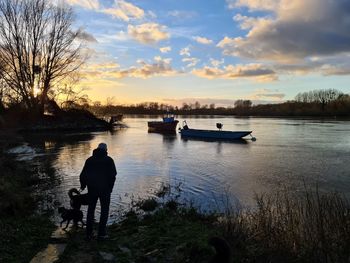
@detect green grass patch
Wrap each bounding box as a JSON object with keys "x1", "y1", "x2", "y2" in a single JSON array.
[
  {"x1": 58, "y1": 207, "x2": 218, "y2": 263},
  {"x1": 0, "y1": 132, "x2": 56, "y2": 262},
  {"x1": 58, "y1": 187, "x2": 350, "y2": 263},
  {"x1": 0, "y1": 215, "x2": 55, "y2": 263}
]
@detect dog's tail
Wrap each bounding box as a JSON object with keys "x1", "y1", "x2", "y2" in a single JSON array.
[{"x1": 68, "y1": 188, "x2": 80, "y2": 199}]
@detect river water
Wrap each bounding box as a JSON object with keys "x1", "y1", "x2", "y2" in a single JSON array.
[{"x1": 23, "y1": 116, "x2": 350, "y2": 222}]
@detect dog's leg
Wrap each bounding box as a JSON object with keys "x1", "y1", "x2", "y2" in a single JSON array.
[
  {"x1": 63, "y1": 219, "x2": 70, "y2": 230},
  {"x1": 60, "y1": 220, "x2": 64, "y2": 228}
]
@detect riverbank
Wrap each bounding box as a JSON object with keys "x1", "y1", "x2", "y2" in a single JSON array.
[
  {"x1": 57, "y1": 187, "x2": 350, "y2": 263},
  {"x1": 0, "y1": 131, "x2": 55, "y2": 263},
  {"x1": 1, "y1": 108, "x2": 112, "y2": 132}
]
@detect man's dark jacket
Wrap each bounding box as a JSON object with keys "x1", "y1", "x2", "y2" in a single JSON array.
[{"x1": 80, "y1": 148, "x2": 117, "y2": 194}]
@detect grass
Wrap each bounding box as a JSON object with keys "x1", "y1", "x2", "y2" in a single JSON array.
[
  {"x1": 0, "y1": 153, "x2": 37, "y2": 215},
  {"x1": 57, "y1": 184, "x2": 350, "y2": 263},
  {"x1": 0, "y1": 131, "x2": 56, "y2": 263},
  {"x1": 219, "y1": 188, "x2": 350, "y2": 262},
  {"x1": 57, "y1": 207, "x2": 218, "y2": 263},
  {"x1": 0, "y1": 216, "x2": 55, "y2": 263}
]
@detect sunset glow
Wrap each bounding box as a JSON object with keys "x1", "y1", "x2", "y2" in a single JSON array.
[{"x1": 65, "y1": 0, "x2": 350, "y2": 105}]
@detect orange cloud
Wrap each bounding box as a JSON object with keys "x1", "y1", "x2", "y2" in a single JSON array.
[
  {"x1": 160, "y1": 46, "x2": 171, "y2": 53},
  {"x1": 128, "y1": 23, "x2": 170, "y2": 44},
  {"x1": 193, "y1": 36, "x2": 213, "y2": 45},
  {"x1": 102, "y1": 0, "x2": 144, "y2": 21},
  {"x1": 192, "y1": 64, "x2": 277, "y2": 82},
  {"x1": 65, "y1": 0, "x2": 99, "y2": 9}
]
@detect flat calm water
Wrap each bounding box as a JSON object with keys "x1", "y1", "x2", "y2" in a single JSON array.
[{"x1": 23, "y1": 116, "x2": 350, "y2": 222}]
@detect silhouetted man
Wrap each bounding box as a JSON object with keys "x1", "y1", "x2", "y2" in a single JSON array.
[{"x1": 80, "y1": 143, "x2": 117, "y2": 240}]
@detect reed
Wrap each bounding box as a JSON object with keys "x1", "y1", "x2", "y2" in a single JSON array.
[{"x1": 220, "y1": 188, "x2": 350, "y2": 262}]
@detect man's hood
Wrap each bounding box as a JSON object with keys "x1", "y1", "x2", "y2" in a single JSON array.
[{"x1": 93, "y1": 148, "x2": 107, "y2": 158}]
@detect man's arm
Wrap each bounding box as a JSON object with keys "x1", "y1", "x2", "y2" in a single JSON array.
[
  {"x1": 80, "y1": 160, "x2": 89, "y2": 190},
  {"x1": 108, "y1": 158, "x2": 117, "y2": 193}
]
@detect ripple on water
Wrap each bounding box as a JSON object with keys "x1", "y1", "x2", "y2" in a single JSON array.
[{"x1": 18, "y1": 116, "x2": 350, "y2": 223}]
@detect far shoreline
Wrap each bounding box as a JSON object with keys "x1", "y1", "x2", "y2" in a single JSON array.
[{"x1": 113, "y1": 113, "x2": 350, "y2": 120}]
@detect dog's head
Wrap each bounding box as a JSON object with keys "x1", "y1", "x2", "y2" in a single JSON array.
[
  {"x1": 68, "y1": 188, "x2": 81, "y2": 198},
  {"x1": 58, "y1": 206, "x2": 66, "y2": 214}
]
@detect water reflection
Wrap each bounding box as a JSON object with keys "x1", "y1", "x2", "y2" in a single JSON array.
[
  {"x1": 22, "y1": 132, "x2": 96, "y2": 216},
  {"x1": 20, "y1": 116, "x2": 350, "y2": 223}
]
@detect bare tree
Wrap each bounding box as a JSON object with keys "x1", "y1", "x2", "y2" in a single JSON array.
[
  {"x1": 234, "y1": 99, "x2": 252, "y2": 108},
  {"x1": 0, "y1": 0, "x2": 84, "y2": 113},
  {"x1": 194, "y1": 101, "x2": 201, "y2": 109},
  {"x1": 51, "y1": 74, "x2": 89, "y2": 109},
  {"x1": 295, "y1": 89, "x2": 343, "y2": 111}
]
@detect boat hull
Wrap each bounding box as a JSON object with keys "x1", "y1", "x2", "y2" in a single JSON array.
[
  {"x1": 148, "y1": 120, "x2": 179, "y2": 133},
  {"x1": 180, "y1": 129, "x2": 252, "y2": 140}
]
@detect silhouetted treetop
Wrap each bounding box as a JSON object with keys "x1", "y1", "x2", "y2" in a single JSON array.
[{"x1": 0, "y1": 0, "x2": 84, "y2": 113}]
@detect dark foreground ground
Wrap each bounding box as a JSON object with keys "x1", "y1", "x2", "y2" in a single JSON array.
[
  {"x1": 57, "y1": 207, "x2": 218, "y2": 263},
  {"x1": 0, "y1": 131, "x2": 55, "y2": 263}
]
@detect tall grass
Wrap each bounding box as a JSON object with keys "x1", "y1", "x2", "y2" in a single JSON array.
[
  {"x1": 220, "y1": 188, "x2": 350, "y2": 262},
  {"x1": 134, "y1": 183, "x2": 350, "y2": 262}
]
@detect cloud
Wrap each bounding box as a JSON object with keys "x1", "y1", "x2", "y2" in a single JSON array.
[
  {"x1": 147, "y1": 10, "x2": 157, "y2": 19},
  {"x1": 250, "y1": 88, "x2": 285, "y2": 100},
  {"x1": 128, "y1": 23, "x2": 170, "y2": 44},
  {"x1": 220, "y1": 0, "x2": 350, "y2": 62},
  {"x1": 321, "y1": 65, "x2": 350, "y2": 76},
  {"x1": 192, "y1": 63, "x2": 277, "y2": 81},
  {"x1": 210, "y1": 58, "x2": 225, "y2": 67},
  {"x1": 167, "y1": 10, "x2": 197, "y2": 20},
  {"x1": 109, "y1": 56, "x2": 177, "y2": 79},
  {"x1": 162, "y1": 97, "x2": 284, "y2": 107},
  {"x1": 162, "y1": 98, "x2": 237, "y2": 107},
  {"x1": 233, "y1": 14, "x2": 272, "y2": 30},
  {"x1": 160, "y1": 46, "x2": 171, "y2": 53},
  {"x1": 79, "y1": 62, "x2": 121, "y2": 80},
  {"x1": 182, "y1": 57, "x2": 200, "y2": 67},
  {"x1": 193, "y1": 36, "x2": 213, "y2": 45},
  {"x1": 65, "y1": 0, "x2": 99, "y2": 9},
  {"x1": 76, "y1": 30, "x2": 98, "y2": 42},
  {"x1": 254, "y1": 93, "x2": 285, "y2": 99},
  {"x1": 80, "y1": 57, "x2": 177, "y2": 81},
  {"x1": 179, "y1": 47, "x2": 191, "y2": 56},
  {"x1": 226, "y1": 0, "x2": 278, "y2": 11},
  {"x1": 102, "y1": 0, "x2": 144, "y2": 21},
  {"x1": 83, "y1": 62, "x2": 120, "y2": 71}
]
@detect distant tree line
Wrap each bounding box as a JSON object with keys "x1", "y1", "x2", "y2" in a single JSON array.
[
  {"x1": 89, "y1": 89, "x2": 350, "y2": 117},
  {"x1": 90, "y1": 99, "x2": 235, "y2": 116}
]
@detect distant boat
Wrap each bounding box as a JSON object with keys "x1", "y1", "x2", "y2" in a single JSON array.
[
  {"x1": 109, "y1": 114, "x2": 123, "y2": 123},
  {"x1": 109, "y1": 114, "x2": 123, "y2": 126},
  {"x1": 179, "y1": 121, "x2": 255, "y2": 140},
  {"x1": 148, "y1": 115, "x2": 179, "y2": 133}
]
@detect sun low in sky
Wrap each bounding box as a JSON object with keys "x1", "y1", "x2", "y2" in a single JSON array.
[{"x1": 65, "y1": 0, "x2": 350, "y2": 106}]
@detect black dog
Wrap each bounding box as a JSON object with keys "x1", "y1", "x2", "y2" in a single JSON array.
[
  {"x1": 68, "y1": 188, "x2": 89, "y2": 210},
  {"x1": 58, "y1": 207, "x2": 85, "y2": 229}
]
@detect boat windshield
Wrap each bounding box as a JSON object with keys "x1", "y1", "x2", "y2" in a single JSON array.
[{"x1": 163, "y1": 116, "x2": 174, "y2": 123}]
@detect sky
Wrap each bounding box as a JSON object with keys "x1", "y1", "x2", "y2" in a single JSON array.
[{"x1": 63, "y1": 0, "x2": 350, "y2": 106}]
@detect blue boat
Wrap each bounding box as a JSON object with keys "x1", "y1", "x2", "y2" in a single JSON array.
[{"x1": 179, "y1": 121, "x2": 255, "y2": 140}]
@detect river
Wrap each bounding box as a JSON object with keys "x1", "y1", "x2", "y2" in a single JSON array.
[{"x1": 22, "y1": 116, "x2": 350, "y2": 222}]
